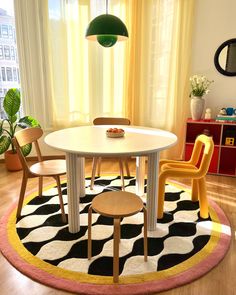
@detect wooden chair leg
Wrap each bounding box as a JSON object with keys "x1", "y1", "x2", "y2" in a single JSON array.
[
  {"x1": 124, "y1": 158, "x2": 130, "y2": 177},
  {"x1": 38, "y1": 176, "x2": 43, "y2": 197},
  {"x1": 157, "y1": 174, "x2": 166, "y2": 219},
  {"x1": 118, "y1": 159, "x2": 125, "y2": 191},
  {"x1": 143, "y1": 206, "x2": 148, "y2": 262},
  {"x1": 198, "y1": 177, "x2": 209, "y2": 218},
  {"x1": 16, "y1": 174, "x2": 28, "y2": 218},
  {"x1": 55, "y1": 176, "x2": 67, "y2": 223},
  {"x1": 118, "y1": 218, "x2": 121, "y2": 243},
  {"x1": 90, "y1": 157, "x2": 99, "y2": 190},
  {"x1": 97, "y1": 157, "x2": 102, "y2": 177},
  {"x1": 113, "y1": 218, "x2": 120, "y2": 283},
  {"x1": 191, "y1": 179, "x2": 199, "y2": 202},
  {"x1": 88, "y1": 205, "x2": 92, "y2": 260}
]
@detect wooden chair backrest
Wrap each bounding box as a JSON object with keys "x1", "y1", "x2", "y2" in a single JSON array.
[
  {"x1": 14, "y1": 127, "x2": 43, "y2": 147},
  {"x1": 93, "y1": 117, "x2": 131, "y2": 126},
  {"x1": 12, "y1": 127, "x2": 44, "y2": 173}
]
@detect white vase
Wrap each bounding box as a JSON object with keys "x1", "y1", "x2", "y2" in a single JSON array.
[{"x1": 190, "y1": 96, "x2": 205, "y2": 120}]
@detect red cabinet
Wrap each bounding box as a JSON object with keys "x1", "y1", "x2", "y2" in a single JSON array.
[{"x1": 185, "y1": 119, "x2": 236, "y2": 177}]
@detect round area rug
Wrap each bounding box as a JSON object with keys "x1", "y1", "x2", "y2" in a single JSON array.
[{"x1": 0, "y1": 176, "x2": 231, "y2": 295}]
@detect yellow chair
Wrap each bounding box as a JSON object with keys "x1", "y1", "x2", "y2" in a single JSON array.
[
  {"x1": 158, "y1": 134, "x2": 214, "y2": 219},
  {"x1": 90, "y1": 117, "x2": 131, "y2": 190}
]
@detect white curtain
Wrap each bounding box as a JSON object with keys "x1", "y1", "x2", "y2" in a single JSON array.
[{"x1": 14, "y1": 0, "x2": 54, "y2": 129}]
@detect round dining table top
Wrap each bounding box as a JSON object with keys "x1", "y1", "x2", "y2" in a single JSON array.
[{"x1": 44, "y1": 125, "x2": 177, "y2": 157}]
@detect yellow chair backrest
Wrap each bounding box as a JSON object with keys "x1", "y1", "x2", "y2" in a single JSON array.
[{"x1": 188, "y1": 134, "x2": 214, "y2": 176}]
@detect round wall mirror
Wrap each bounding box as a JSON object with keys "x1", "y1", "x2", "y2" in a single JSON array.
[{"x1": 214, "y1": 38, "x2": 236, "y2": 76}]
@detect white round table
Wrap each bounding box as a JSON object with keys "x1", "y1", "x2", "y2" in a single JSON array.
[{"x1": 45, "y1": 125, "x2": 177, "y2": 233}]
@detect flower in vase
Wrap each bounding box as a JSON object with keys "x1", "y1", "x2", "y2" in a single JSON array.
[{"x1": 189, "y1": 75, "x2": 214, "y2": 97}]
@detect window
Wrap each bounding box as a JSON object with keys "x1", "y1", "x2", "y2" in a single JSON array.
[
  {"x1": 6, "y1": 67, "x2": 13, "y2": 81},
  {"x1": 9, "y1": 25, "x2": 13, "y2": 38},
  {"x1": 13, "y1": 28, "x2": 16, "y2": 42},
  {"x1": 1, "y1": 25, "x2": 8, "y2": 38},
  {"x1": 1, "y1": 67, "x2": 6, "y2": 81},
  {"x1": 11, "y1": 46, "x2": 15, "y2": 59},
  {"x1": 0, "y1": 0, "x2": 22, "y2": 119},
  {"x1": 0, "y1": 45, "x2": 3, "y2": 59},
  {"x1": 13, "y1": 67, "x2": 17, "y2": 81},
  {"x1": 4, "y1": 45, "x2": 10, "y2": 59}
]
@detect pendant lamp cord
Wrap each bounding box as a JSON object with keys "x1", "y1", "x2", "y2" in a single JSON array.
[{"x1": 106, "y1": 0, "x2": 108, "y2": 14}]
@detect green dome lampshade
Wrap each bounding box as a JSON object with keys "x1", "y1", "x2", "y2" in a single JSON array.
[{"x1": 85, "y1": 14, "x2": 128, "y2": 48}]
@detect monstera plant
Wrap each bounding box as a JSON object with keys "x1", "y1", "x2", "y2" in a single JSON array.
[{"x1": 0, "y1": 88, "x2": 40, "y2": 170}]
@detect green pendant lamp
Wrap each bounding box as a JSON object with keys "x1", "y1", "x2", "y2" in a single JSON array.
[{"x1": 85, "y1": 0, "x2": 128, "y2": 47}]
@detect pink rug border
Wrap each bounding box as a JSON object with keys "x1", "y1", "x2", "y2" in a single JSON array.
[{"x1": 0, "y1": 192, "x2": 231, "y2": 295}]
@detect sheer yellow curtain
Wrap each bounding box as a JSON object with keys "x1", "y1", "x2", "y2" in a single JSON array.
[
  {"x1": 15, "y1": 0, "x2": 194, "y2": 159},
  {"x1": 48, "y1": 0, "x2": 128, "y2": 128},
  {"x1": 14, "y1": 0, "x2": 54, "y2": 129},
  {"x1": 125, "y1": 0, "x2": 195, "y2": 159},
  {"x1": 15, "y1": 0, "x2": 129, "y2": 129}
]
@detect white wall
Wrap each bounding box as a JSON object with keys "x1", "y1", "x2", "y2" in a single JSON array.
[{"x1": 191, "y1": 0, "x2": 236, "y2": 118}]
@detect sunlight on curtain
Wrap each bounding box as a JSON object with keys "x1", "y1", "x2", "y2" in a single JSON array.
[
  {"x1": 14, "y1": 0, "x2": 194, "y2": 159},
  {"x1": 48, "y1": 0, "x2": 128, "y2": 128},
  {"x1": 125, "y1": 0, "x2": 195, "y2": 159},
  {"x1": 14, "y1": 0, "x2": 54, "y2": 129}
]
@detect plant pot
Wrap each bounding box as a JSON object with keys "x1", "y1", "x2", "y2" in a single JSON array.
[
  {"x1": 4, "y1": 150, "x2": 22, "y2": 171},
  {"x1": 191, "y1": 96, "x2": 205, "y2": 120}
]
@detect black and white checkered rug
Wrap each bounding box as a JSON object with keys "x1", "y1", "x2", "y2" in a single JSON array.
[{"x1": 16, "y1": 176, "x2": 221, "y2": 277}]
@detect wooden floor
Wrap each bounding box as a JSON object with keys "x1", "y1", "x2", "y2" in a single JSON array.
[{"x1": 0, "y1": 158, "x2": 235, "y2": 295}]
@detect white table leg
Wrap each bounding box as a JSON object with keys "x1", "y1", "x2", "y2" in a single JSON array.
[
  {"x1": 66, "y1": 153, "x2": 85, "y2": 233},
  {"x1": 136, "y1": 156, "x2": 146, "y2": 196},
  {"x1": 146, "y1": 152, "x2": 159, "y2": 231}
]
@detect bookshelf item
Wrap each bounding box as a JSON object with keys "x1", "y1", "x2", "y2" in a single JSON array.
[
  {"x1": 185, "y1": 119, "x2": 236, "y2": 176},
  {"x1": 216, "y1": 114, "x2": 236, "y2": 122}
]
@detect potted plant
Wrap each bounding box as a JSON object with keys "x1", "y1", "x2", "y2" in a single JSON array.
[{"x1": 0, "y1": 88, "x2": 40, "y2": 171}]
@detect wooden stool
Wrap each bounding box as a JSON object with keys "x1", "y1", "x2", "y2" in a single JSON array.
[{"x1": 88, "y1": 191, "x2": 148, "y2": 283}]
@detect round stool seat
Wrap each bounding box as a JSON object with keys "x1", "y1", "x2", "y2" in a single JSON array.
[{"x1": 91, "y1": 191, "x2": 144, "y2": 218}]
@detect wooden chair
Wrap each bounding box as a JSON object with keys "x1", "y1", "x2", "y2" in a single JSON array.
[
  {"x1": 12, "y1": 127, "x2": 67, "y2": 223},
  {"x1": 158, "y1": 134, "x2": 214, "y2": 219},
  {"x1": 88, "y1": 191, "x2": 148, "y2": 283},
  {"x1": 90, "y1": 117, "x2": 131, "y2": 190}
]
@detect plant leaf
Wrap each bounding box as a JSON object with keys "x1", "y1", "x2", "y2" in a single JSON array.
[
  {"x1": 0, "y1": 121, "x2": 3, "y2": 136},
  {"x1": 21, "y1": 143, "x2": 32, "y2": 157},
  {"x1": 9, "y1": 114, "x2": 17, "y2": 124},
  {"x1": 0, "y1": 136, "x2": 11, "y2": 154},
  {"x1": 18, "y1": 116, "x2": 41, "y2": 129},
  {"x1": 3, "y1": 88, "x2": 21, "y2": 118}
]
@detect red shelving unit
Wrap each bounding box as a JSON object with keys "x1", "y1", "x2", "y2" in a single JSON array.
[{"x1": 185, "y1": 119, "x2": 236, "y2": 177}]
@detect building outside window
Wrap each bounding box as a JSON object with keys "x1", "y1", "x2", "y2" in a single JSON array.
[{"x1": 0, "y1": 1, "x2": 21, "y2": 119}]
